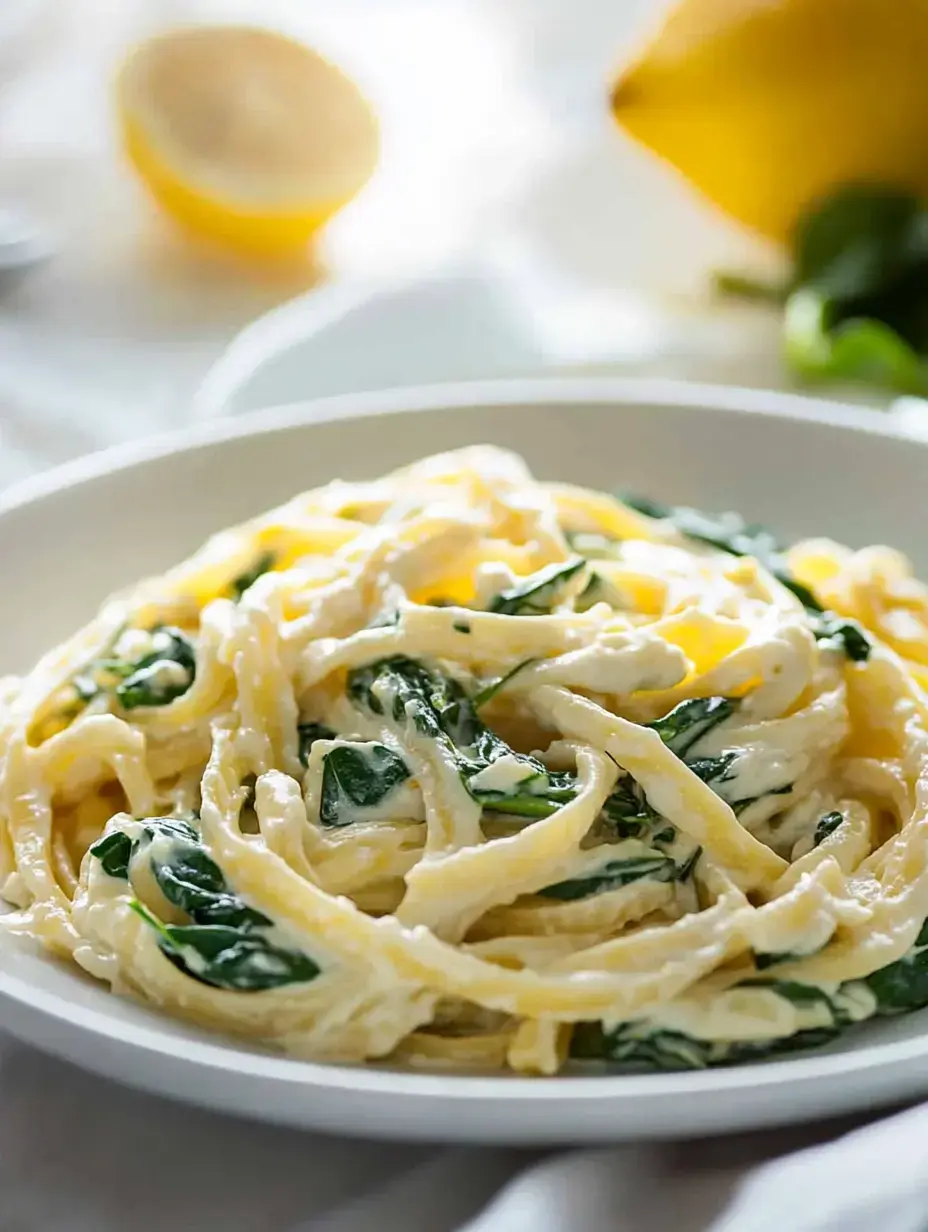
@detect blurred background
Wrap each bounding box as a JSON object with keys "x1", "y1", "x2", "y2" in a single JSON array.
[{"x1": 2, "y1": 0, "x2": 923, "y2": 487}]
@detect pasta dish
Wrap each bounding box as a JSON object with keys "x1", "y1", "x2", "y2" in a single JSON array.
[{"x1": 2, "y1": 446, "x2": 928, "y2": 1074}]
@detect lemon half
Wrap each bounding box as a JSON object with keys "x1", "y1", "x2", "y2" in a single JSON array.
[
  {"x1": 611, "y1": 0, "x2": 928, "y2": 243},
  {"x1": 117, "y1": 26, "x2": 380, "y2": 256}
]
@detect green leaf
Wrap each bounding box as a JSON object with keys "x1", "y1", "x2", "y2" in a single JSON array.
[
  {"x1": 229, "y1": 551, "x2": 276, "y2": 601},
  {"x1": 813, "y1": 811, "x2": 845, "y2": 847},
  {"x1": 810, "y1": 613, "x2": 872, "y2": 662},
  {"x1": 865, "y1": 927, "x2": 928, "y2": 1014},
  {"x1": 647, "y1": 696, "x2": 737, "y2": 758},
  {"x1": 101, "y1": 817, "x2": 321, "y2": 993},
  {"x1": 571, "y1": 978, "x2": 853, "y2": 1069},
  {"x1": 115, "y1": 627, "x2": 196, "y2": 711},
  {"x1": 539, "y1": 854, "x2": 678, "y2": 901},
  {"x1": 130, "y1": 902, "x2": 319, "y2": 992},
  {"x1": 347, "y1": 657, "x2": 576, "y2": 820},
  {"x1": 88, "y1": 830, "x2": 133, "y2": 879},
  {"x1": 148, "y1": 836, "x2": 269, "y2": 928},
  {"x1": 620, "y1": 496, "x2": 823, "y2": 612},
  {"x1": 488, "y1": 558, "x2": 586, "y2": 616},
  {"x1": 784, "y1": 289, "x2": 926, "y2": 394},
  {"x1": 297, "y1": 722, "x2": 336, "y2": 768},
  {"x1": 472, "y1": 658, "x2": 537, "y2": 707},
  {"x1": 792, "y1": 185, "x2": 922, "y2": 300},
  {"x1": 319, "y1": 743, "x2": 411, "y2": 827}
]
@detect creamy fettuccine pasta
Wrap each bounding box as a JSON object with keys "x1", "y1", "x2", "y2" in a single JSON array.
[{"x1": 3, "y1": 446, "x2": 928, "y2": 1074}]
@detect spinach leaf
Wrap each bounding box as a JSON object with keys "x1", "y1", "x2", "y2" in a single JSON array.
[
  {"x1": 298, "y1": 722, "x2": 336, "y2": 768},
  {"x1": 570, "y1": 1018, "x2": 842, "y2": 1070},
  {"x1": 810, "y1": 613, "x2": 872, "y2": 662},
  {"x1": 647, "y1": 696, "x2": 736, "y2": 758},
  {"x1": 472, "y1": 658, "x2": 537, "y2": 707},
  {"x1": 91, "y1": 815, "x2": 320, "y2": 993},
  {"x1": 229, "y1": 551, "x2": 276, "y2": 601},
  {"x1": 488, "y1": 558, "x2": 586, "y2": 616},
  {"x1": 347, "y1": 656, "x2": 576, "y2": 820},
  {"x1": 621, "y1": 494, "x2": 822, "y2": 612},
  {"x1": 88, "y1": 830, "x2": 133, "y2": 879},
  {"x1": 865, "y1": 920, "x2": 928, "y2": 1014},
  {"x1": 719, "y1": 185, "x2": 928, "y2": 394},
  {"x1": 319, "y1": 743, "x2": 411, "y2": 827},
  {"x1": 129, "y1": 903, "x2": 319, "y2": 992},
  {"x1": 115, "y1": 627, "x2": 196, "y2": 710},
  {"x1": 813, "y1": 810, "x2": 844, "y2": 846},
  {"x1": 571, "y1": 978, "x2": 852, "y2": 1069},
  {"x1": 600, "y1": 776, "x2": 660, "y2": 837},
  {"x1": 622, "y1": 495, "x2": 873, "y2": 662},
  {"x1": 539, "y1": 854, "x2": 678, "y2": 901}
]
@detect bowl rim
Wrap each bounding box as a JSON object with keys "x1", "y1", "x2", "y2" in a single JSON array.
[{"x1": 1, "y1": 374, "x2": 923, "y2": 1105}]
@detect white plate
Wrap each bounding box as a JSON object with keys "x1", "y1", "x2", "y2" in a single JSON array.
[{"x1": 2, "y1": 378, "x2": 927, "y2": 1144}]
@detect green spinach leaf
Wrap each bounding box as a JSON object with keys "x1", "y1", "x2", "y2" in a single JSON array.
[
  {"x1": 647, "y1": 696, "x2": 737, "y2": 757},
  {"x1": 229, "y1": 551, "x2": 276, "y2": 601},
  {"x1": 319, "y1": 743, "x2": 411, "y2": 827},
  {"x1": 114, "y1": 628, "x2": 197, "y2": 710},
  {"x1": 813, "y1": 810, "x2": 845, "y2": 846},
  {"x1": 488, "y1": 558, "x2": 586, "y2": 616},
  {"x1": 91, "y1": 815, "x2": 319, "y2": 992},
  {"x1": 539, "y1": 854, "x2": 678, "y2": 901},
  {"x1": 298, "y1": 722, "x2": 336, "y2": 768},
  {"x1": 347, "y1": 656, "x2": 576, "y2": 820}
]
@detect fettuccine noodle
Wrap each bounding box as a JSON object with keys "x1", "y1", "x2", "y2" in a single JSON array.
[{"x1": 2, "y1": 446, "x2": 928, "y2": 1074}]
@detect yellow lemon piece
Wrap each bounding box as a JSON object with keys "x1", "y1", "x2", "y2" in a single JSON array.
[
  {"x1": 117, "y1": 26, "x2": 380, "y2": 256},
  {"x1": 611, "y1": 0, "x2": 928, "y2": 243}
]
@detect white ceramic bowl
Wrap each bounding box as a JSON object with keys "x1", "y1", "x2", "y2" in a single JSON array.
[{"x1": 2, "y1": 378, "x2": 926, "y2": 1143}]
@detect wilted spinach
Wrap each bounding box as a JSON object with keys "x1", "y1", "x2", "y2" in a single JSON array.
[
  {"x1": 621, "y1": 495, "x2": 872, "y2": 661},
  {"x1": 297, "y1": 722, "x2": 336, "y2": 768},
  {"x1": 488, "y1": 558, "x2": 586, "y2": 616},
  {"x1": 70, "y1": 626, "x2": 197, "y2": 713},
  {"x1": 229, "y1": 551, "x2": 276, "y2": 601},
  {"x1": 347, "y1": 656, "x2": 574, "y2": 820},
  {"x1": 539, "y1": 851, "x2": 691, "y2": 902},
  {"x1": 813, "y1": 810, "x2": 845, "y2": 847},
  {"x1": 115, "y1": 628, "x2": 196, "y2": 710},
  {"x1": 647, "y1": 696, "x2": 736, "y2": 757},
  {"x1": 571, "y1": 979, "x2": 853, "y2": 1069},
  {"x1": 90, "y1": 815, "x2": 320, "y2": 992},
  {"x1": 319, "y1": 743, "x2": 411, "y2": 827}
]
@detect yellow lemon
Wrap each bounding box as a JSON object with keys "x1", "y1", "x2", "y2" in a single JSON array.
[
  {"x1": 611, "y1": 0, "x2": 928, "y2": 243},
  {"x1": 117, "y1": 26, "x2": 380, "y2": 256}
]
